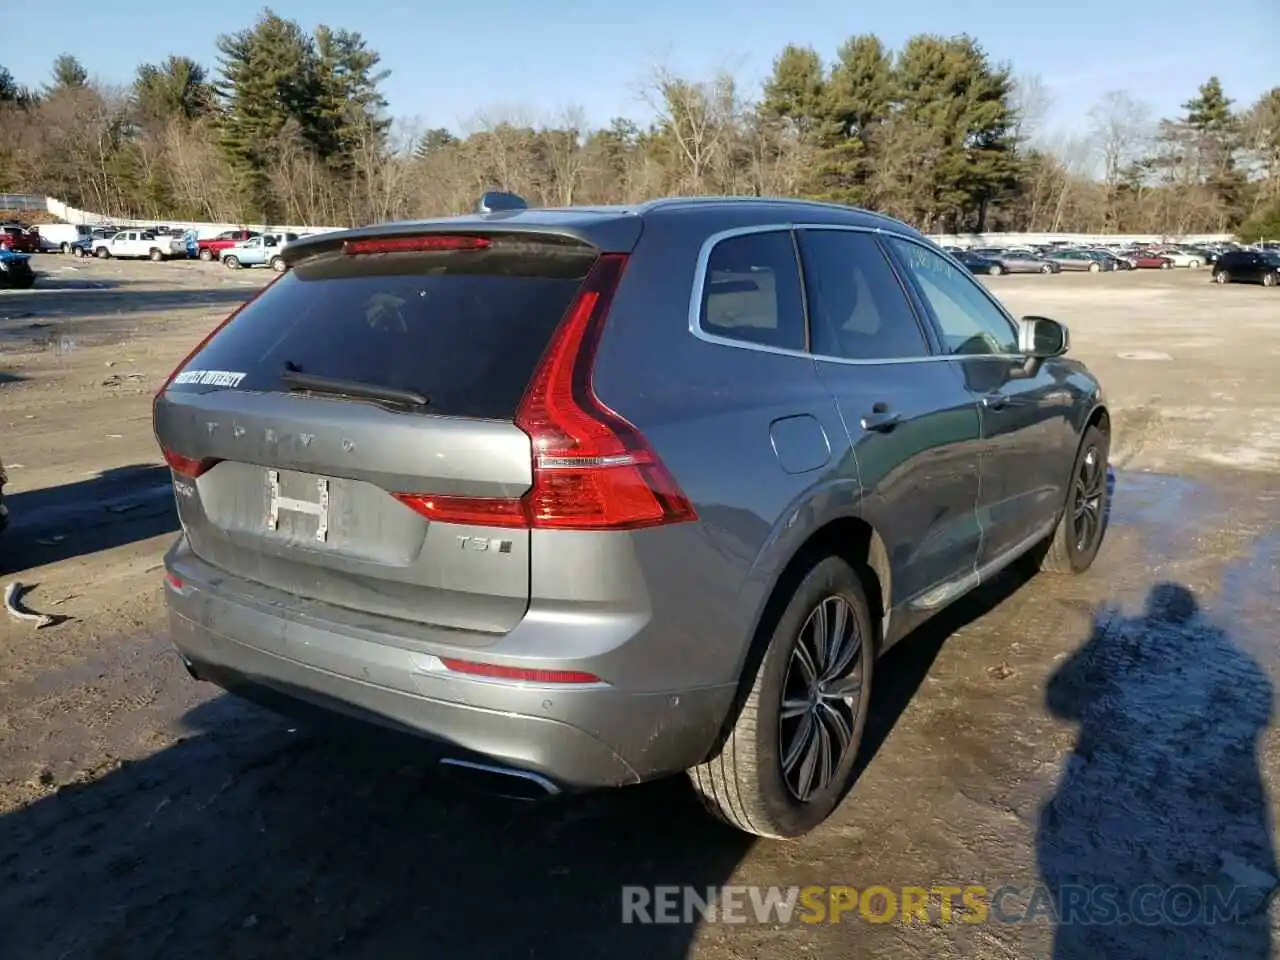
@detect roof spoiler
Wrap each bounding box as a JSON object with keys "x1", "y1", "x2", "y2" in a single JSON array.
[{"x1": 477, "y1": 191, "x2": 528, "y2": 214}]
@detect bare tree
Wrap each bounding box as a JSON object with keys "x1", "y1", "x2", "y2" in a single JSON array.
[
  {"x1": 1010, "y1": 73, "x2": 1053, "y2": 146},
  {"x1": 641, "y1": 65, "x2": 742, "y2": 193},
  {"x1": 1088, "y1": 91, "x2": 1152, "y2": 228}
]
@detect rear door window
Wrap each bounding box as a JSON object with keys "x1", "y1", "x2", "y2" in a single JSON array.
[
  {"x1": 796, "y1": 229, "x2": 930, "y2": 360},
  {"x1": 167, "y1": 237, "x2": 597, "y2": 421}
]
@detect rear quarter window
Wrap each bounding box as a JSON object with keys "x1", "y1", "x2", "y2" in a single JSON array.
[{"x1": 698, "y1": 230, "x2": 805, "y2": 352}]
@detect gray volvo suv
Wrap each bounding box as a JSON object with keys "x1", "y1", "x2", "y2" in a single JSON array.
[{"x1": 154, "y1": 196, "x2": 1110, "y2": 839}]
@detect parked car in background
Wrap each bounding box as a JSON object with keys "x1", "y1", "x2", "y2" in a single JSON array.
[
  {"x1": 32, "y1": 222, "x2": 93, "y2": 254},
  {"x1": 1213, "y1": 250, "x2": 1280, "y2": 287},
  {"x1": 1046, "y1": 249, "x2": 1108, "y2": 272},
  {"x1": 1126, "y1": 251, "x2": 1174, "y2": 270},
  {"x1": 1, "y1": 224, "x2": 40, "y2": 254},
  {"x1": 983, "y1": 249, "x2": 1060, "y2": 275},
  {"x1": 1154, "y1": 248, "x2": 1205, "y2": 269},
  {"x1": 954, "y1": 250, "x2": 1005, "y2": 275},
  {"x1": 0, "y1": 247, "x2": 36, "y2": 288},
  {"x1": 154, "y1": 193, "x2": 1112, "y2": 839},
  {"x1": 198, "y1": 229, "x2": 260, "y2": 261},
  {"x1": 1086, "y1": 250, "x2": 1131, "y2": 271},
  {"x1": 69, "y1": 236, "x2": 95, "y2": 258},
  {"x1": 93, "y1": 230, "x2": 186, "y2": 261},
  {"x1": 221, "y1": 232, "x2": 300, "y2": 272}
]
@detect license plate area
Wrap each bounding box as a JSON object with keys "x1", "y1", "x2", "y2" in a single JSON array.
[{"x1": 266, "y1": 469, "x2": 330, "y2": 542}]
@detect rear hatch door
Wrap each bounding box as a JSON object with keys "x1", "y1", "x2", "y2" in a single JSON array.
[{"x1": 154, "y1": 231, "x2": 605, "y2": 637}]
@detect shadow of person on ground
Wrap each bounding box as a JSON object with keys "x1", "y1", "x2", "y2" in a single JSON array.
[
  {"x1": 1038, "y1": 582, "x2": 1278, "y2": 959},
  {"x1": 0, "y1": 464, "x2": 176, "y2": 574}
]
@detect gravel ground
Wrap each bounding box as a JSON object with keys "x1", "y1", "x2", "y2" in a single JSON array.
[{"x1": 0, "y1": 256, "x2": 1277, "y2": 960}]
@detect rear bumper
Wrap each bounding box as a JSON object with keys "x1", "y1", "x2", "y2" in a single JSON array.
[{"x1": 165, "y1": 544, "x2": 735, "y2": 791}]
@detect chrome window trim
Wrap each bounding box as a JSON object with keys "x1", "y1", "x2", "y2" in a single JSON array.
[{"x1": 687, "y1": 222, "x2": 1024, "y2": 366}]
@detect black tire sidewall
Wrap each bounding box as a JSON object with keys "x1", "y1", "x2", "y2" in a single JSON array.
[
  {"x1": 750, "y1": 556, "x2": 875, "y2": 837},
  {"x1": 1062, "y1": 426, "x2": 1111, "y2": 572}
]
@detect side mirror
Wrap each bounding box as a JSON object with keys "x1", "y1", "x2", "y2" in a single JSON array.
[
  {"x1": 1018, "y1": 315, "x2": 1069, "y2": 358},
  {"x1": 1008, "y1": 316, "x2": 1068, "y2": 379}
]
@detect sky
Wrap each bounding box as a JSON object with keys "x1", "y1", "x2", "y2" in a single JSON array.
[{"x1": 5, "y1": 0, "x2": 1277, "y2": 140}]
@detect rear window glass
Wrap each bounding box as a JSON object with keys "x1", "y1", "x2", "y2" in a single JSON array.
[
  {"x1": 699, "y1": 231, "x2": 805, "y2": 351},
  {"x1": 168, "y1": 239, "x2": 596, "y2": 420}
]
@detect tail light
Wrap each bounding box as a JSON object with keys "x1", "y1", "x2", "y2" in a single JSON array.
[
  {"x1": 344, "y1": 235, "x2": 490, "y2": 255},
  {"x1": 162, "y1": 448, "x2": 217, "y2": 479},
  {"x1": 396, "y1": 253, "x2": 697, "y2": 531}
]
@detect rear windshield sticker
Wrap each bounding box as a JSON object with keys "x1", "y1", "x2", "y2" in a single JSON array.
[{"x1": 173, "y1": 369, "x2": 247, "y2": 387}]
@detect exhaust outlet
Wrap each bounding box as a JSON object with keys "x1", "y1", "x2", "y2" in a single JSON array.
[{"x1": 438, "y1": 758, "x2": 560, "y2": 801}]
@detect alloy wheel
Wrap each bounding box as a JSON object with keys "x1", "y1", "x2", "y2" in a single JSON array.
[
  {"x1": 779, "y1": 595, "x2": 864, "y2": 802},
  {"x1": 1072, "y1": 445, "x2": 1105, "y2": 553}
]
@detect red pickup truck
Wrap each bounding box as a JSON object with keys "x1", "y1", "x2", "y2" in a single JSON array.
[
  {"x1": 0, "y1": 224, "x2": 40, "y2": 253},
  {"x1": 197, "y1": 229, "x2": 260, "y2": 262}
]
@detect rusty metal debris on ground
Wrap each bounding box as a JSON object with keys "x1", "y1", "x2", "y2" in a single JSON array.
[{"x1": 4, "y1": 582, "x2": 57, "y2": 628}]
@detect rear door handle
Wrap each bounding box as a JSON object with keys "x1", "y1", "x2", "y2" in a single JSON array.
[
  {"x1": 982, "y1": 393, "x2": 1009, "y2": 411},
  {"x1": 860, "y1": 409, "x2": 902, "y2": 432}
]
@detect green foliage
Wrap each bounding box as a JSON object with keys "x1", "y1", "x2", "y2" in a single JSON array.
[
  {"x1": 48, "y1": 54, "x2": 88, "y2": 92},
  {"x1": 1237, "y1": 202, "x2": 1280, "y2": 243}
]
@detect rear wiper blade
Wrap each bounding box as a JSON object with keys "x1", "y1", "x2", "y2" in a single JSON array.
[{"x1": 280, "y1": 369, "x2": 429, "y2": 409}]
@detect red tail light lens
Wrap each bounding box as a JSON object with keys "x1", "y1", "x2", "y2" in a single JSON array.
[
  {"x1": 390, "y1": 252, "x2": 697, "y2": 531},
  {"x1": 162, "y1": 448, "x2": 217, "y2": 479},
  {"x1": 515, "y1": 253, "x2": 697, "y2": 530},
  {"x1": 344, "y1": 235, "x2": 491, "y2": 255},
  {"x1": 440, "y1": 658, "x2": 601, "y2": 684}
]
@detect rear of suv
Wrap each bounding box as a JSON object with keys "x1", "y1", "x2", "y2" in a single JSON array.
[{"x1": 155, "y1": 196, "x2": 1110, "y2": 838}]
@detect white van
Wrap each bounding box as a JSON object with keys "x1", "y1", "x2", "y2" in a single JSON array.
[{"x1": 32, "y1": 223, "x2": 93, "y2": 253}]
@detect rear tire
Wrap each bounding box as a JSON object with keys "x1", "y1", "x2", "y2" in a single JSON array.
[
  {"x1": 223, "y1": 255, "x2": 240, "y2": 269},
  {"x1": 1188, "y1": 259, "x2": 1200, "y2": 269},
  {"x1": 1088, "y1": 261, "x2": 1101, "y2": 273},
  {"x1": 689, "y1": 555, "x2": 875, "y2": 839},
  {"x1": 149, "y1": 248, "x2": 164, "y2": 262},
  {"x1": 1040, "y1": 263, "x2": 1052, "y2": 274},
  {"x1": 1215, "y1": 270, "x2": 1229, "y2": 284},
  {"x1": 1029, "y1": 425, "x2": 1110, "y2": 575},
  {"x1": 988, "y1": 264, "x2": 1003, "y2": 276},
  {"x1": 1263, "y1": 272, "x2": 1277, "y2": 288},
  {"x1": 198, "y1": 248, "x2": 213, "y2": 262},
  {"x1": 269, "y1": 256, "x2": 286, "y2": 273},
  {"x1": 59, "y1": 242, "x2": 69, "y2": 254},
  {"x1": 95, "y1": 247, "x2": 110, "y2": 259}
]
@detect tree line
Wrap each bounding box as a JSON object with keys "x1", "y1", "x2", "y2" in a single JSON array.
[{"x1": 0, "y1": 10, "x2": 1276, "y2": 239}]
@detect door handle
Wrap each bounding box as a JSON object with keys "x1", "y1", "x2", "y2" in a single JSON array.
[
  {"x1": 860, "y1": 409, "x2": 902, "y2": 432},
  {"x1": 982, "y1": 393, "x2": 1009, "y2": 411}
]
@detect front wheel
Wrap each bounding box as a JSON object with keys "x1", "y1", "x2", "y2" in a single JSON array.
[
  {"x1": 72, "y1": 246, "x2": 86, "y2": 258},
  {"x1": 95, "y1": 247, "x2": 110, "y2": 259},
  {"x1": 988, "y1": 264, "x2": 1003, "y2": 276},
  {"x1": 269, "y1": 256, "x2": 286, "y2": 273},
  {"x1": 223, "y1": 255, "x2": 240, "y2": 269},
  {"x1": 1029, "y1": 425, "x2": 1110, "y2": 575},
  {"x1": 1188, "y1": 260, "x2": 1200, "y2": 269},
  {"x1": 1264, "y1": 271, "x2": 1278, "y2": 288},
  {"x1": 1041, "y1": 263, "x2": 1053, "y2": 274},
  {"x1": 1215, "y1": 270, "x2": 1229, "y2": 284},
  {"x1": 1088, "y1": 261, "x2": 1101, "y2": 273},
  {"x1": 198, "y1": 248, "x2": 214, "y2": 262},
  {"x1": 689, "y1": 555, "x2": 875, "y2": 839},
  {"x1": 149, "y1": 248, "x2": 164, "y2": 262},
  {"x1": 59, "y1": 242, "x2": 70, "y2": 254},
  {"x1": 1160, "y1": 261, "x2": 1171, "y2": 269}
]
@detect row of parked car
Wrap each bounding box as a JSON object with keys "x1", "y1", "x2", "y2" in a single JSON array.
[
  {"x1": 0, "y1": 221, "x2": 305, "y2": 273},
  {"x1": 943, "y1": 239, "x2": 1280, "y2": 286}
]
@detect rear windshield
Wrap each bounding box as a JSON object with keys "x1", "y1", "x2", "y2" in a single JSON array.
[{"x1": 167, "y1": 238, "x2": 596, "y2": 420}]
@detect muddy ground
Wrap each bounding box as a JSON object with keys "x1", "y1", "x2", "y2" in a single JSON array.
[{"x1": 0, "y1": 257, "x2": 1276, "y2": 959}]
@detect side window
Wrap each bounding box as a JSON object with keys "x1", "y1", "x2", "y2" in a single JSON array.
[
  {"x1": 797, "y1": 229, "x2": 930, "y2": 360},
  {"x1": 887, "y1": 237, "x2": 1019, "y2": 357},
  {"x1": 699, "y1": 230, "x2": 806, "y2": 352}
]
